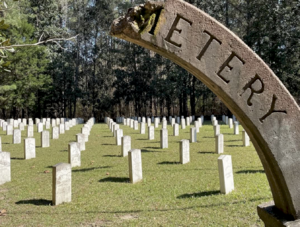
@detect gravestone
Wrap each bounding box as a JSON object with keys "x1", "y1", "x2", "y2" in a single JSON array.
[
  {"x1": 6, "y1": 124, "x2": 13, "y2": 135},
  {"x1": 111, "y1": 1, "x2": 300, "y2": 223},
  {"x1": 160, "y1": 129, "x2": 168, "y2": 148},
  {"x1": 181, "y1": 118, "x2": 186, "y2": 129},
  {"x1": 186, "y1": 117, "x2": 190, "y2": 126},
  {"x1": 234, "y1": 121, "x2": 239, "y2": 135},
  {"x1": 215, "y1": 134, "x2": 224, "y2": 154},
  {"x1": 68, "y1": 142, "x2": 81, "y2": 167},
  {"x1": 122, "y1": 136, "x2": 131, "y2": 157},
  {"x1": 148, "y1": 126, "x2": 154, "y2": 140},
  {"x1": 116, "y1": 129, "x2": 123, "y2": 146},
  {"x1": 81, "y1": 126, "x2": 89, "y2": 142},
  {"x1": 37, "y1": 122, "x2": 43, "y2": 133},
  {"x1": 13, "y1": 120, "x2": 18, "y2": 128},
  {"x1": 130, "y1": 119, "x2": 134, "y2": 128},
  {"x1": 13, "y1": 129, "x2": 21, "y2": 144},
  {"x1": 19, "y1": 122, "x2": 25, "y2": 131},
  {"x1": 52, "y1": 163, "x2": 72, "y2": 205},
  {"x1": 113, "y1": 124, "x2": 119, "y2": 137},
  {"x1": 134, "y1": 120, "x2": 138, "y2": 130},
  {"x1": 59, "y1": 123, "x2": 65, "y2": 134},
  {"x1": 24, "y1": 138, "x2": 35, "y2": 160},
  {"x1": 194, "y1": 121, "x2": 200, "y2": 133},
  {"x1": 173, "y1": 123, "x2": 179, "y2": 136},
  {"x1": 214, "y1": 124, "x2": 220, "y2": 137},
  {"x1": 225, "y1": 116, "x2": 229, "y2": 125},
  {"x1": 147, "y1": 118, "x2": 151, "y2": 127},
  {"x1": 0, "y1": 137, "x2": 1, "y2": 151},
  {"x1": 46, "y1": 121, "x2": 51, "y2": 130},
  {"x1": 171, "y1": 118, "x2": 175, "y2": 127},
  {"x1": 41, "y1": 131, "x2": 50, "y2": 148},
  {"x1": 242, "y1": 130, "x2": 250, "y2": 147},
  {"x1": 218, "y1": 155, "x2": 234, "y2": 194},
  {"x1": 162, "y1": 120, "x2": 167, "y2": 129},
  {"x1": 2, "y1": 122, "x2": 7, "y2": 131},
  {"x1": 27, "y1": 125, "x2": 34, "y2": 137},
  {"x1": 140, "y1": 122, "x2": 145, "y2": 134},
  {"x1": 180, "y1": 139, "x2": 190, "y2": 164},
  {"x1": 228, "y1": 118, "x2": 233, "y2": 129},
  {"x1": 154, "y1": 118, "x2": 159, "y2": 128},
  {"x1": 76, "y1": 133, "x2": 85, "y2": 151},
  {"x1": 22, "y1": 118, "x2": 27, "y2": 126},
  {"x1": 52, "y1": 127, "x2": 59, "y2": 139},
  {"x1": 190, "y1": 127, "x2": 197, "y2": 143},
  {"x1": 128, "y1": 149, "x2": 142, "y2": 184},
  {"x1": 0, "y1": 152, "x2": 11, "y2": 185}
]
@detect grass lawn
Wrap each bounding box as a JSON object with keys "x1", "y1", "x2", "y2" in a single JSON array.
[{"x1": 0, "y1": 121, "x2": 272, "y2": 226}]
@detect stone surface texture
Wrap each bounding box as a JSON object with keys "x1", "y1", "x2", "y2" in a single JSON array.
[{"x1": 128, "y1": 149, "x2": 143, "y2": 183}]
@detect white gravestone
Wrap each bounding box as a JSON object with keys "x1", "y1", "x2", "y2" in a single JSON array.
[
  {"x1": 116, "y1": 129, "x2": 123, "y2": 146},
  {"x1": 180, "y1": 139, "x2": 190, "y2": 164},
  {"x1": 24, "y1": 138, "x2": 36, "y2": 160},
  {"x1": 52, "y1": 163, "x2": 72, "y2": 205},
  {"x1": 22, "y1": 118, "x2": 27, "y2": 126},
  {"x1": 216, "y1": 134, "x2": 224, "y2": 154},
  {"x1": 160, "y1": 129, "x2": 168, "y2": 149},
  {"x1": 81, "y1": 126, "x2": 89, "y2": 142},
  {"x1": 181, "y1": 118, "x2": 186, "y2": 129},
  {"x1": 154, "y1": 118, "x2": 159, "y2": 128},
  {"x1": 37, "y1": 122, "x2": 43, "y2": 133},
  {"x1": 46, "y1": 121, "x2": 51, "y2": 130},
  {"x1": 225, "y1": 116, "x2": 229, "y2": 125},
  {"x1": 140, "y1": 122, "x2": 145, "y2": 134},
  {"x1": 242, "y1": 130, "x2": 250, "y2": 147},
  {"x1": 148, "y1": 126, "x2": 154, "y2": 140},
  {"x1": 41, "y1": 131, "x2": 50, "y2": 148},
  {"x1": 147, "y1": 118, "x2": 151, "y2": 127},
  {"x1": 218, "y1": 155, "x2": 234, "y2": 194},
  {"x1": 59, "y1": 124, "x2": 65, "y2": 134},
  {"x1": 214, "y1": 124, "x2": 220, "y2": 137},
  {"x1": 128, "y1": 149, "x2": 143, "y2": 184},
  {"x1": 171, "y1": 118, "x2": 175, "y2": 127},
  {"x1": 162, "y1": 120, "x2": 167, "y2": 129},
  {"x1": 52, "y1": 127, "x2": 59, "y2": 139},
  {"x1": 19, "y1": 122, "x2": 25, "y2": 131},
  {"x1": 228, "y1": 118, "x2": 233, "y2": 129},
  {"x1": 27, "y1": 125, "x2": 34, "y2": 137},
  {"x1": 2, "y1": 122, "x2": 7, "y2": 131},
  {"x1": 6, "y1": 125, "x2": 13, "y2": 135},
  {"x1": 234, "y1": 122, "x2": 239, "y2": 135},
  {"x1": 122, "y1": 136, "x2": 131, "y2": 157},
  {"x1": 113, "y1": 124, "x2": 119, "y2": 137},
  {"x1": 194, "y1": 121, "x2": 200, "y2": 133},
  {"x1": 0, "y1": 137, "x2": 1, "y2": 151},
  {"x1": 130, "y1": 120, "x2": 134, "y2": 128},
  {"x1": 13, "y1": 129, "x2": 21, "y2": 144},
  {"x1": 13, "y1": 120, "x2": 18, "y2": 128},
  {"x1": 190, "y1": 127, "x2": 197, "y2": 143},
  {"x1": 0, "y1": 152, "x2": 11, "y2": 185},
  {"x1": 134, "y1": 120, "x2": 138, "y2": 130},
  {"x1": 186, "y1": 117, "x2": 190, "y2": 126},
  {"x1": 65, "y1": 122, "x2": 70, "y2": 131},
  {"x1": 68, "y1": 142, "x2": 81, "y2": 167},
  {"x1": 173, "y1": 123, "x2": 179, "y2": 136},
  {"x1": 76, "y1": 133, "x2": 85, "y2": 151}
]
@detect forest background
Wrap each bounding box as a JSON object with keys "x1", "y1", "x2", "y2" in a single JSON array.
[{"x1": 0, "y1": 0, "x2": 299, "y2": 121}]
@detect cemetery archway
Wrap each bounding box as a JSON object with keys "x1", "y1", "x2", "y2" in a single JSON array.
[{"x1": 110, "y1": 0, "x2": 300, "y2": 224}]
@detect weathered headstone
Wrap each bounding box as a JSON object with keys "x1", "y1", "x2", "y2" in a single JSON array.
[
  {"x1": 59, "y1": 123, "x2": 65, "y2": 134},
  {"x1": 194, "y1": 121, "x2": 200, "y2": 133},
  {"x1": 0, "y1": 152, "x2": 11, "y2": 185},
  {"x1": 2, "y1": 122, "x2": 7, "y2": 131},
  {"x1": 81, "y1": 126, "x2": 89, "y2": 142},
  {"x1": 113, "y1": 124, "x2": 119, "y2": 137},
  {"x1": 27, "y1": 125, "x2": 34, "y2": 137},
  {"x1": 13, "y1": 129, "x2": 21, "y2": 144},
  {"x1": 24, "y1": 138, "x2": 36, "y2": 160},
  {"x1": 180, "y1": 139, "x2": 190, "y2": 164},
  {"x1": 6, "y1": 124, "x2": 13, "y2": 135},
  {"x1": 181, "y1": 118, "x2": 186, "y2": 129},
  {"x1": 148, "y1": 126, "x2": 154, "y2": 140},
  {"x1": 154, "y1": 118, "x2": 159, "y2": 128},
  {"x1": 13, "y1": 120, "x2": 18, "y2": 128},
  {"x1": 41, "y1": 131, "x2": 50, "y2": 148},
  {"x1": 215, "y1": 134, "x2": 224, "y2": 154},
  {"x1": 160, "y1": 129, "x2": 168, "y2": 148},
  {"x1": 134, "y1": 120, "x2": 138, "y2": 130},
  {"x1": 214, "y1": 124, "x2": 220, "y2": 137},
  {"x1": 37, "y1": 122, "x2": 43, "y2": 133},
  {"x1": 19, "y1": 122, "x2": 25, "y2": 131},
  {"x1": 147, "y1": 118, "x2": 151, "y2": 127},
  {"x1": 218, "y1": 155, "x2": 234, "y2": 194},
  {"x1": 186, "y1": 117, "x2": 190, "y2": 126},
  {"x1": 234, "y1": 121, "x2": 239, "y2": 135},
  {"x1": 190, "y1": 127, "x2": 197, "y2": 143},
  {"x1": 128, "y1": 149, "x2": 142, "y2": 184},
  {"x1": 173, "y1": 123, "x2": 179, "y2": 136},
  {"x1": 228, "y1": 118, "x2": 233, "y2": 129},
  {"x1": 68, "y1": 142, "x2": 81, "y2": 167},
  {"x1": 45, "y1": 121, "x2": 50, "y2": 130},
  {"x1": 122, "y1": 135, "x2": 131, "y2": 157},
  {"x1": 52, "y1": 163, "x2": 72, "y2": 205}
]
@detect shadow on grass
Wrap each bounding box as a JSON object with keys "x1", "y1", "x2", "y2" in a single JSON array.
[
  {"x1": 226, "y1": 145, "x2": 243, "y2": 147},
  {"x1": 16, "y1": 199, "x2": 52, "y2": 206},
  {"x1": 102, "y1": 136, "x2": 112, "y2": 138},
  {"x1": 102, "y1": 144, "x2": 115, "y2": 146},
  {"x1": 203, "y1": 136, "x2": 215, "y2": 138},
  {"x1": 226, "y1": 140, "x2": 240, "y2": 142},
  {"x1": 99, "y1": 177, "x2": 129, "y2": 183},
  {"x1": 177, "y1": 190, "x2": 220, "y2": 199},
  {"x1": 11, "y1": 157, "x2": 24, "y2": 160},
  {"x1": 60, "y1": 149, "x2": 68, "y2": 152},
  {"x1": 141, "y1": 149, "x2": 160, "y2": 153},
  {"x1": 157, "y1": 161, "x2": 180, "y2": 165},
  {"x1": 103, "y1": 155, "x2": 119, "y2": 157},
  {"x1": 73, "y1": 166, "x2": 112, "y2": 172},
  {"x1": 236, "y1": 170, "x2": 265, "y2": 174},
  {"x1": 136, "y1": 138, "x2": 147, "y2": 141},
  {"x1": 144, "y1": 147, "x2": 160, "y2": 150},
  {"x1": 198, "y1": 151, "x2": 214, "y2": 154}
]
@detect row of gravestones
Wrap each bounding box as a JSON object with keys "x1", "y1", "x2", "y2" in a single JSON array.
[
  {"x1": 0, "y1": 117, "x2": 97, "y2": 206},
  {"x1": 0, "y1": 117, "x2": 85, "y2": 186},
  {"x1": 106, "y1": 116, "x2": 238, "y2": 194}
]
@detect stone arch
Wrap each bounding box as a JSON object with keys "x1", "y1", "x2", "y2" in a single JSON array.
[{"x1": 110, "y1": 0, "x2": 300, "y2": 223}]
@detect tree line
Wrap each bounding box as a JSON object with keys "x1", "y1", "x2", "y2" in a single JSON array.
[{"x1": 0, "y1": 0, "x2": 299, "y2": 121}]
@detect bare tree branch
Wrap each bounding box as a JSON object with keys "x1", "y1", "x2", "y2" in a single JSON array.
[{"x1": 0, "y1": 35, "x2": 79, "y2": 50}]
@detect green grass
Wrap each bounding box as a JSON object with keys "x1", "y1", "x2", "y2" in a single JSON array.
[{"x1": 0, "y1": 122, "x2": 272, "y2": 226}]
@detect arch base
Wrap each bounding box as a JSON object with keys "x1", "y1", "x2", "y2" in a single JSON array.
[{"x1": 258, "y1": 202, "x2": 300, "y2": 227}]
